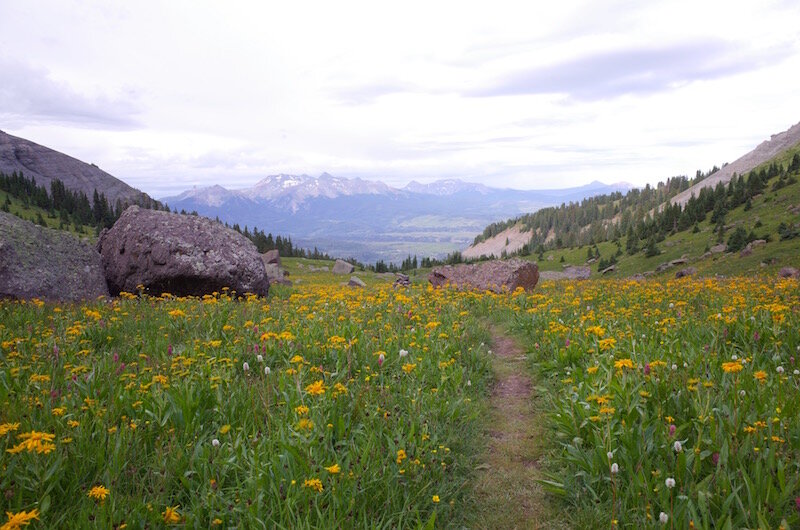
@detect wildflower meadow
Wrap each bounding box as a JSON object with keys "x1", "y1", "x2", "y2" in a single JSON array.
[{"x1": 1, "y1": 271, "x2": 798, "y2": 528}]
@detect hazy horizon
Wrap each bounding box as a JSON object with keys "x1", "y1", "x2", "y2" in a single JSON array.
[{"x1": 2, "y1": 1, "x2": 799, "y2": 197}]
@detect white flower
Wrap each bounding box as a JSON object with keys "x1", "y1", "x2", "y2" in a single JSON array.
[
  {"x1": 607, "y1": 451, "x2": 613, "y2": 460},
  {"x1": 671, "y1": 364, "x2": 678, "y2": 371},
  {"x1": 739, "y1": 390, "x2": 746, "y2": 397},
  {"x1": 211, "y1": 438, "x2": 220, "y2": 447},
  {"x1": 673, "y1": 441, "x2": 682, "y2": 453},
  {"x1": 399, "y1": 349, "x2": 408, "y2": 358},
  {"x1": 466, "y1": 379, "x2": 471, "y2": 387},
  {"x1": 731, "y1": 354, "x2": 738, "y2": 360},
  {"x1": 264, "y1": 366, "x2": 271, "y2": 375},
  {"x1": 659, "y1": 512, "x2": 668, "y2": 524},
  {"x1": 665, "y1": 477, "x2": 675, "y2": 489},
  {"x1": 610, "y1": 463, "x2": 619, "y2": 474},
  {"x1": 257, "y1": 354, "x2": 263, "y2": 362},
  {"x1": 243, "y1": 362, "x2": 250, "y2": 372},
  {"x1": 777, "y1": 366, "x2": 785, "y2": 374},
  {"x1": 669, "y1": 303, "x2": 674, "y2": 309},
  {"x1": 793, "y1": 369, "x2": 799, "y2": 376}
]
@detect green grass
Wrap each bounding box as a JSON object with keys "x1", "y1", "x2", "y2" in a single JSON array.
[
  {"x1": 0, "y1": 190, "x2": 96, "y2": 239},
  {"x1": 528, "y1": 175, "x2": 800, "y2": 279}
]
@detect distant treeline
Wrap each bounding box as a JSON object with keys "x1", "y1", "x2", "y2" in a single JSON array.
[
  {"x1": 0, "y1": 170, "x2": 165, "y2": 231},
  {"x1": 471, "y1": 153, "x2": 800, "y2": 262}
]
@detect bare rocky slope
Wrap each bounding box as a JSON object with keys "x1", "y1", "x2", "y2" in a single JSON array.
[
  {"x1": 0, "y1": 130, "x2": 153, "y2": 205},
  {"x1": 667, "y1": 121, "x2": 800, "y2": 207}
]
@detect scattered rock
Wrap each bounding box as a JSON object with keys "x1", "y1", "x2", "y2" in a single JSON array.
[
  {"x1": 586, "y1": 258, "x2": 597, "y2": 264},
  {"x1": 563, "y1": 266, "x2": 591, "y2": 280},
  {"x1": 750, "y1": 239, "x2": 767, "y2": 247},
  {"x1": 297, "y1": 263, "x2": 304, "y2": 269},
  {"x1": 333, "y1": 259, "x2": 354, "y2": 274},
  {"x1": 538, "y1": 271, "x2": 566, "y2": 280},
  {"x1": 629, "y1": 273, "x2": 646, "y2": 281},
  {"x1": 97, "y1": 206, "x2": 269, "y2": 297},
  {"x1": 710, "y1": 244, "x2": 727, "y2": 254},
  {"x1": 546, "y1": 254, "x2": 554, "y2": 261},
  {"x1": 655, "y1": 262, "x2": 674, "y2": 273},
  {"x1": 779, "y1": 267, "x2": 799, "y2": 279},
  {"x1": 429, "y1": 259, "x2": 539, "y2": 293},
  {"x1": 261, "y1": 249, "x2": 281, "y2": 266},
  {"x1": 0, "y1": 211, "x2": 109, "y2": 301},
  {"x1": 348, "y1": 275, "x2": 366, "y2": 287},
  {"x1": 600, "y1": 265, "x2": 616, "y2": 275},
  {"x1": 675, "y1": 267, "x2": 697, "y2": 279},
  {"x1": 670, "y1": 258, "x2": 688, "y2": 266},
  {"x1": 393, "y1": 273, "x2": 411, "y2": 288},
  {"x1": 264, "y1": 263, "x2": 292, "y2": 286},
  {"x1": 739, "y1": 246, "x2": 753, "y2": 257}
]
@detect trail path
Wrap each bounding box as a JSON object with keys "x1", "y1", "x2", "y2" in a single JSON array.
[{"x1": 471, "y1": 326, "x2": 558, "y2": 529}]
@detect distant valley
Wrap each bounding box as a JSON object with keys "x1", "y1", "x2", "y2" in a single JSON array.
[{"x1": 162, "y1": 174, "x2": 630, "y2": 263}]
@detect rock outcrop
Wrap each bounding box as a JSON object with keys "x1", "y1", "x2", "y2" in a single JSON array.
[
  {"x1": 429, "y1": 259, "x2": 539, "y2": 293},
  {"x1": 0, "y1": 211, "x2": 109, "y2": 301},
  {"x1": 97, "y1": 206, "x2": 269, "y2": 297},
  {"x1": 333, "y1": 259, "x2": 355, "y2": 274},
  {"x1": 261, "y1": 249, "x2": 281, "y2": 266},
  {"x1": 348, "y1": 276, "x2": 366, "y2": 288},
  {"x1": 264, "y1": 263, "x2": 291, "y2": 286},
  {"x1": 675, "y1": 267, "x2": 697, "y2": 279},
  {"x1": 0, "y1": 130, "x2": 153, "y2": 206},
  {"x1": 779, "y1": 266, "x2": 799, "y2": 279}
]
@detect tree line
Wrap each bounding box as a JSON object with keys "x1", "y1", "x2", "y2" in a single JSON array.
[{"x1": 472, "y1": 153, "x2": 800, "y2": 263}]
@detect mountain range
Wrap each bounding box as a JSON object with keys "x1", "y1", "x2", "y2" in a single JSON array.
[{"x1": 162, "y1": 175, "x2": 631, "y2": 263}]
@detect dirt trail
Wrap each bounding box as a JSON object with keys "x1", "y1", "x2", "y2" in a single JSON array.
[{"x1": 471, "y1": 327, "x2": 558, "y2": 529}]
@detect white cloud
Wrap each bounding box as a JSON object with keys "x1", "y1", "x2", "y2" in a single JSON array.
[{"x1": 1, "y1": 0, "x2": 799, "y2": 196}]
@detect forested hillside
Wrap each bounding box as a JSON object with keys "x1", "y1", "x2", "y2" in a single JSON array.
[{"x1": 471, "y1": 152, "x2": 800, "y2": 258}]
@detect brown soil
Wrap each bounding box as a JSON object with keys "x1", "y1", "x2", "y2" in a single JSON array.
[{"x1": 470, "y1": 326, "x2": 561, "y2": 529}]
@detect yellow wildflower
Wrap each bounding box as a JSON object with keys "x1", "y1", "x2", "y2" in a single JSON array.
[
  {"x1": 303, "y1": 478, "x2": 323, "y2": 493},
  {"x1": 1, "y1": 509, "x2": 39, "y2": 529},
  {"x1": 87, "y1": 485, "x2": 110, "y2": 502},
  {"x1": 6, "y1": 431, "x2": 56, "y2": 455},
  {"x1": 325, "y1": 463, "x2": 341, "y2": 474},
  {"x1": 305, "y1": 380, "x2": 327, "y2": 396},
  {"x1": 0, "y1": 423, "x2": 20, "y2": 436},
  {"x1": 162, "y1": 506, "x2": 181, "y2": 524},
  {"x1": 614, "y1": 358, "x2": 634, "y2": 370},
  {"x1": 722, "y1": 361, "x2": 743, "y2": 373}
]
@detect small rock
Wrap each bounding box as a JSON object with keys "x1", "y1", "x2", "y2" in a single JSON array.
[
  {"x1": 348, "y1": 276, "x2": 366, "y2": 287},
  {"x1": 778, "y1": 266, "x2": 799, "y2": 279},
  {"x1": 261, "y1": 249, "x2": 281, "y2": 266},
  {"x1": 600, "y1": 265, "x2": 616, "y2": 275},
  {"x1": 675, "y1": 267, "x2": 697, "y2": 279},
  {"x1": 710, "y1": 244, "x2": 727, "y2": 254}
]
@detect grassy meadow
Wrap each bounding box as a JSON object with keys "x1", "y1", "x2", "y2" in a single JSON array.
[{"x1": 1, "y1": 266, "x2": 799, "y2": 528}]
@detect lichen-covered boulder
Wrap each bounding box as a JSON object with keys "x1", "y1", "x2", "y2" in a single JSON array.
[
  {"x1": 429, "y1": 258, "x2": 538, "y2": 293},
  {"x1": 97, "y1": 206, "x2": 269, "y2": 297},
  {"x1": 333, "y1": 259, "x2": 354, "y2": 274},
  {"x1": 0, "y1": 211, "x2": 109, "y2": 301}
]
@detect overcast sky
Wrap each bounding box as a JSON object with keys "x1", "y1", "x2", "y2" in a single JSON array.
[{"x1": 1, "y1": 0, "x2": 799, "y2": 198}]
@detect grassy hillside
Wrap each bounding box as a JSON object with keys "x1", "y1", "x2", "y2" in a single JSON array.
[
  {"x1": 475, "y1": 142, "x2": 800, "y2": 279},
  {"x1": 0, "y1": 189, "x2": 96, "y2": 238}
]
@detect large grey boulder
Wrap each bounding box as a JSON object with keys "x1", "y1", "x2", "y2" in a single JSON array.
[
  {"x1": 97, "y1": 206, "x2": 269, "y2": 297},
  {"x1": 333, "y1": 259, "x2": 354, "y2": 274},
  {"x1": 429, "y1": 259, "x2": 539, "y2": 293},
  {"x1": 0, "y1": 211, "x2": 109, "y2": 301}
]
